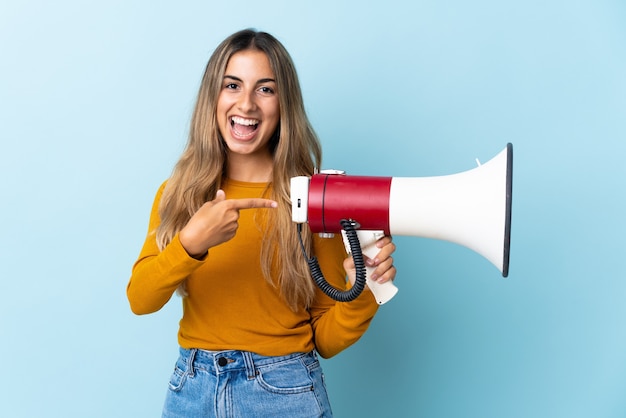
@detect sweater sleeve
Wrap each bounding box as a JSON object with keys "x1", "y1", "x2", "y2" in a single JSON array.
[
  {"x1": 307, "y1": 234, "x2": 380, "y2": 358},
  {"x1": 126, "y1": 183, "x2": 206, "y2": 315}
]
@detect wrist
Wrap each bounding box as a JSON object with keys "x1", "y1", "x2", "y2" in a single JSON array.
[
  {"x1": 188, "y1": 250, "x2": 208, "y2": 260},
  {"x1": 179, "y1": 229, "x2": 208, "y2": 259}
]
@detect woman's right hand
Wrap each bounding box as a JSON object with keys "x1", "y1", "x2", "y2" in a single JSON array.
[{"x1": 178, "y1": 189, "x2": 277, "y2": 258}]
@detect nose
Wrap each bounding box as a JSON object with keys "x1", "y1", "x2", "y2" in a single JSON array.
[{"x1": 237, "y1": 89, "x2": 257, "y2": 113}]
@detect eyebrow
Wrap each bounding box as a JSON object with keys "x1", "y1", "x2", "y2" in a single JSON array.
[{"x1": 224, "y1": 75, "x2": 276, "y2": 84}]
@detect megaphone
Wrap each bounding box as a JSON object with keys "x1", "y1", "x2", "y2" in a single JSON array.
[{"x1": 291, "y1": 143, "x2": 513, "y2": 305}]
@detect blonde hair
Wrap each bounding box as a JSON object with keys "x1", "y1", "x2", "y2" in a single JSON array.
[{"x1": 156, "y1": 29, "x2": 322, "y2": 309}]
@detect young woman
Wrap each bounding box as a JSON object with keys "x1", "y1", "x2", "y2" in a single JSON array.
[{"x1": 127, "y1": 29, "x2": 397, "y2": 417}]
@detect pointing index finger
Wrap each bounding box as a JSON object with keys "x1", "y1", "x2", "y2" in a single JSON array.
[{"x1": 229, "y1": 198, "x2": 278, "y2": 210}]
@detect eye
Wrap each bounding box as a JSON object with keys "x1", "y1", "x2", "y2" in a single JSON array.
[
  {"x1": 224, "y1": 82, "x2": 239, "y2": 90},
  {"x1": 258, "y1": 86, "x2": 275, "y2": 95}
]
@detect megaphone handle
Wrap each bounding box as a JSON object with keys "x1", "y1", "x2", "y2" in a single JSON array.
[{"x1": 342, "y1": 230, "x2": 399, "y2": 305}]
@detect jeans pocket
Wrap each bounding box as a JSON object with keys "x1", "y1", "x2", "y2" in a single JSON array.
[
  {"x1": 255, "y1": 355, "x2": 315, "y2": 395},
  {"x1": 167, "y1": 361, "x2": 188, "y2": 392}
]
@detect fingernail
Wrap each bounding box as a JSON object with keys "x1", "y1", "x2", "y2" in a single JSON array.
[{"x1": 370, "y1": 273, "x2": 378, "y2": 281}]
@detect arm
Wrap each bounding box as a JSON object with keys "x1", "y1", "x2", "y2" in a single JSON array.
[
  {"x1": 126, "y1": 183, "x2": 279, "y2": 315},
  {"x1": 126, "y1": 183, "x2": 206, "y2": 315}
]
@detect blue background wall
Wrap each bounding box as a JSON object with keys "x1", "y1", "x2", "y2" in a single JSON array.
[{"x1": 1, "y1": 1, "x2": 625, "y2": 417}]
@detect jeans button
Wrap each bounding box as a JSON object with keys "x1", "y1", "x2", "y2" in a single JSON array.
[{"x1": 217, "y1": 357, "x2": 228, "y2": 367}]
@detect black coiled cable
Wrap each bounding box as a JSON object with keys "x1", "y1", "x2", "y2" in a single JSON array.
[{"x1": 297, "y1": 219, "x2": 366, "y2": 302}]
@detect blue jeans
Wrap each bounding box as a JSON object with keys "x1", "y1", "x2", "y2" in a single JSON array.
[{"x1": 162, "y1": 348, "x2": 333, "y2": 417}]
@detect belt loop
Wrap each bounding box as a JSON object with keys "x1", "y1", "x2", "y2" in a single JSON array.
[
  {"x1": 187, "y1": 348, "x2": 197, "y2": 378},
  {"x1": 242, "y1": 351, "x2": 256, "y2": 379}
]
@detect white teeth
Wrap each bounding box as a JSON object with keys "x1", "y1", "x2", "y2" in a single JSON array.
[{"x1": 231, "y1": 116, "x2": 259, "y2": 126}]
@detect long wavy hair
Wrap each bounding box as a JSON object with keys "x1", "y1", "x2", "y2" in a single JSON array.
[{"x1": 156, "y1": 29, "x2": 322, "y2": 309}]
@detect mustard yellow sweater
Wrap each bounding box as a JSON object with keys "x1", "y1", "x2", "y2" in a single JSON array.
[{"x1": 127, "y1": 179, "x2": 379, "y2": 358}]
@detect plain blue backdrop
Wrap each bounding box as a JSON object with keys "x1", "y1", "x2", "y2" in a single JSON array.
[{"x1": 1, "y1": 1, "x2": 625, "y2": 417}]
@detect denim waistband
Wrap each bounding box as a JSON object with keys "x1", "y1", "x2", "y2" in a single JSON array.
[{"x1": 178, "y1": 347, "x2": 316, "y2": 379}]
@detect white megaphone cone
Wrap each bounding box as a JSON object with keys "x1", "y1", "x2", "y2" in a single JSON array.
[
  {"x1": 389, "y1": 143, "x2": 513, "y2": 276},
  {"x1": 291, "y1": 143, "x2": 513, "y2": 304}
]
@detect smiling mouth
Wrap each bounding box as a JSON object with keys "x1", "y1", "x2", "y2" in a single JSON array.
[{"x1": 230, "y1": 116, "x2": 259, "y2": 138}]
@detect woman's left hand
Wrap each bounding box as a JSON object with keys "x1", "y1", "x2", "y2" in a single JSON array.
[{"x1": 344, "y1": 236, "x2": 396, "y2": 287}]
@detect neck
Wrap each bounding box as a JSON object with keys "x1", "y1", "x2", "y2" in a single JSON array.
[{"x1": 226, "y1": 152, "x2": 273, "y2": 183}]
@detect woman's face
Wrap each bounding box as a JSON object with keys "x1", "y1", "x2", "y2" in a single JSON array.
[{"x1": 216, "y1": 49, "x2": 280, "y2": 159}]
